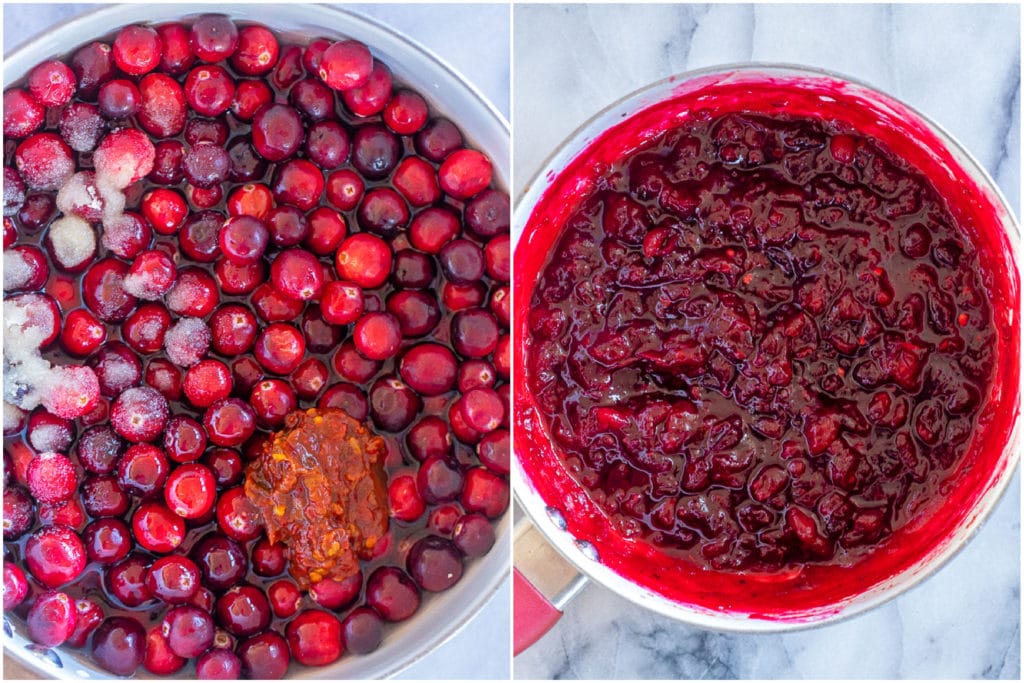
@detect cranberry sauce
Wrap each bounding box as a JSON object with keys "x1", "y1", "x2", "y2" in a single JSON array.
[{"x1": 516, "y1": 74, "x2": 1019, "y2": 617}]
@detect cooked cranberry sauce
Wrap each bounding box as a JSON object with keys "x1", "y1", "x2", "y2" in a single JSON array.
[
  {"x1": 3, "y1": 15, "x2": 509, "y2": 677},
  {"x1": 527, "y1": 111, "x2": 995, "y2": 572}
]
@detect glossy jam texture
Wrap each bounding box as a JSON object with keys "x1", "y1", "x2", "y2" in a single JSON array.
[{"x1": 528, "y1": 111, "x2": 995, "y2": 571}]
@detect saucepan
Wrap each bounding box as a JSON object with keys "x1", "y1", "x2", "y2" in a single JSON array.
[{"x1": 512, "y1": 64, "x2": 1021, "y2": 652}]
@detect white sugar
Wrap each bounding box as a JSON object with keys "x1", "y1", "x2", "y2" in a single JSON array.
[
  {"x1": 48, "y1": 215, "x2": 96, "y2": 270},
  {"x1": 99, "y1": 353, "x2": 141, "y2": 390},
  {"x1": 93, "y1": 130, "x2": 155, "y2": 190},
  {"x1": 29, "y1": 420, "x2": 71, "y2": 453},
  {"x1": 164, "y1": 317, "x2": 211, "y2": 368},
  {"x1": 166, "y1": 277, "x2": 204, "y2": 315},
  {"x1": 3, "y1": 298, "x2": 63, "y2": 411},
  {"x1": 4, "y1": 249, "x2": 33, "y2": 291},
  {"x1": 3, "y1": 402, "x2": 26, "y2": 433},
  {"x1": 56, "y1": 171, "x2": 104, "y2": 220},
  {"x1": 101, "y1": 214, "x2": 140, "y2": 258}
]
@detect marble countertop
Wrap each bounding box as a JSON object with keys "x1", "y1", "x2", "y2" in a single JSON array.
[
  {"x1": 513, "y1": 4, "x2": 1020, "y2": 680},
  {"x1": 3, "y1": 3, "x2": 510, "y2": 680}
]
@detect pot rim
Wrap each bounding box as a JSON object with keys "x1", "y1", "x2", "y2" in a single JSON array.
[{"x1": 512, "y1": 61, "x2": 1021, "y2": 634}]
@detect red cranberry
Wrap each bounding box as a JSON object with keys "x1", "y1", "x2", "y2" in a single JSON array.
[
  {"x1": 459, "y1": 387, "x2": 505, "y2": 434},
  {"x1": 183, "y1": 359, "x2": 232, "y2": 408},
  {"x1": 105, "y1": 553, "x2": 153, "y2": 607},
  {"x1": 341, "y1": 607, "x2": 384, "y2": 655},
  {"x1": 70, "y1": 41, "x2": 115, "y2": 98},
  {"x1": 228, "y1": 182, "x2": 273, "y2": 219},
  {"x1": 92, "y1": 617, "x2": 146, "y2": 676},
  {"x1": 407, "y1": 535, "x2": 463, "y2": 592},
  {"x1": 59, "y1": 102, "x2": 106, "y2": 152},
  {"x1": 355, "y1": 312, "x2": 402, "y2": 360},
  {"x1": 409, "y1": 206, "x2": 460, "y2": 253},
  {"x1": 336, "y1": 232, "x2": 392, "y2": 288},
  {"x1": 451, "y1": 308, "x2": 500, "y2": 358},
  {"x1": 3, "y1": 89, "x2": 44, "y2": 138},
  {"x1": 141, "y1": 188, "x2": 187, "y2": 234},
  {"x1": 216, "y1": 584, "x2": 271, "y2": 637},
  {"x1": 190, "y1": 15, "x2": 239, "y2": 62},
  {"x1": 37, "y1": 497, "x2": 87, "y2": 529},
  {"x1": 204, "y1": 447, "x2": 244, "y2": 488},
  {"x1": 387, "y1": 290, "x2": 442, "y2": 337},
  {"x1": 268, "y1": 580, "x2": 302, "y2": 618},
  {"x1": 232, "y1": 25, "x2": 279, "y2": 75},
  {"x1": 184, "y1": 65, "x2": 236, "y2": 116},
  {"x1": 74, "y1": 425, "x2": 123, "y2": 475},
  {"x1": 66, "y1": 597, "x2": 105, "y2": 648},
  {"x1": 156, "y1": 23, "x2": 195, "y2": 75},
  {"x1": 117, "y1": 443, "x2": 169, "y2": 497},
  {"x1": 270, "y1": 248, "x2": 324, "y2": 300},
  {"x1": 332, "y1": 341, "x2": 383, "y2": 383},
  {"x1": 27, "y1": 59, "x2": 75, "y2": 107},
  {"x1": 150, "y1": 139, "x2": 186, "y2": 183},
  {"x1": 415, "y1": 117, "x2": 463, "y2": 162},
  {"x1": 290, "y1": 77, "x2": 336, "y2": 120},
  {"x1": 81, "y1": 475, "x2": 129, "y2": 518},
  {"x1": 321, "y1": 280, "x2": 365, "y2": 324},
  {"x1": 389, "y1": 474, "x2": 426, "y2": 522},
  {"x1": 146, "y1": 555, "x2": 201, "y2": 604},
  {"x1": 271, "y1": 158, "x2": 324, "y2": 211},
  {"x1": 165, "y1": 463, "x2": 217, "y2": 519},
  {"x1": 351, "y1": 124, "x2": 400, "y2": 179},
  {"x1": 490, "y1": 286, "x2": 511, "y2": 327},
  {"x1": 132, "y1": 501, "x2": 185, "y2": 553},
  {"x1": 318, "y1": 382, "x2": 370, "y2": 420},
  {"x1": 251, "y1": 282, "x2": 304, "y2": 322},
  {"x1": 84, "y1": 518, "x2": 131, "y2": 564},
  {"x1": 301, "y1": 304, "x2": 343, "y2": 352},
  {"x1": 453, "y1": 513, "x2": 495, "y2": 557},
  {"x1": 383, "y1": 89, "x2": 429, "y2": 135},
  {"x1": 16, "y1": 191, "x2": 57, "y2": 230},
  {"x1": 325, "y1": 168, "x2": 364, "y2": 210},
  {"x1": 429, "y1": 504, "x2": 462, "y2": 536},
  {"x1": 16, "y1": 132, "x2": 74, "y2": 191},
  {"x1": 228, "y1": 138, "x2": 269, "y2": 181},
  {"x1": 286, "y1": 609, "x2": 342, "y2": 667},
  {"x1": 477, "y1": 428, "x2": 510, "y2": 475},
  {"x1": 61, "y1": 308, "x2": 107, "y2": 356},
  {"x1": 304, "y1": 206, "x2": 347, "y2": 255},
  {"x1": 191, "y1": 533, "x2": 248, "y2": 591},
  {"x1": 209, "y1": 304, "x2": 258, "y2": 356},
  {"x1": 342, "y1": 61, "x2": 392, "y2": 117},
  {"x1": 254, "y1": 323, "x2": 306, "y2": 374},
  {"x1": 318, "y1": 39, "x2": 372, "y2": 90},
  {"x1": 232, "y1": 79, "x2": 273, "y2": 121},
  {"x1": 215, "y1": 257, "x2": 264, "y2": 294},
  {"x1": 392, "y1": 249, "x2": 436, "y2": 289},
  {"x1": 197, "y1": 649, "x2": 243, "y2": 679},
  {"x1": 251, "y1": 537, "x2": 287, "y2": 576},
  {"x1": 3, "y1": 487, "x2": 35, "y2": 541},
  {"x1": 162, "y1": 604, "x2": 215, "y2": 658},
  {"x1": 238, "y1": 631, "x2": 290, "y2": 679},
  {"x1": 358, "y1": 187, "x2": 410, "y2": 238},
  {"x1": 399, "y1": 343, "x2": 458, "y2": 396},
  {"x1": 145, "y1": 627, "x2": 186, "y2": 675},
  {"x1": 27, "y1": 408, "x2": 74, "y2": 453},
  {"x1": 440, "y1": 238, "x2": 486, "y2": 284},
  {"x1": 97, "y1": 78, "x2": 140, "y2": 119},
  {"x1": 305, "y1": 119, "x2": 350, "y2": 169},
  {"x1": 250, "y1": 379, "x2": 297, "y2": 427},
  {"x1": 365, "y1": 566, "x2": 421, "y2": 622},
  {"x1": 167, "y1": 266, "x2": 219, "y2": 316},
  {"x1": 417, "y1": 456, "x2": 464, "y2": 504},
  {"x1": 121, "y1": 303, "x2": 171, "y2": 354},
  {"x1": 204, "y1": 398, "x2": 257, "y2": 447},
  {"x1": 461, "y1": 466, "x2": 509, "y2": 518},
  {"x1": 393, "y1": 156, "x2": 441, "y2": 206},
  {"x1": 88, "y1": 341, "x2": 142, "y2": 397},
  {"x1": 215, "y1": 486, "x2": 262, "y2": 541},
  {"x1": 291, "y1": 358, "x2": 329, "y2": 400},
  {"x1": 25, "y1": 525, "x2": 86, "y2": 588},
  {"x1": 219, "y1": 215, "x2": 270, "y2": 266},
  {"x1": 25, "y1": 452, "x2": 76, "y2": 503},
  {"x1": 407, "y1": 416, "x2": 453, "y2": 462},
  {"x1": 252, "y1": 103, "x2": 303, "y2": 161},
  {"x1": 112, "y1": 25, "x2": 162, "y2": 76},
  {"x1": 110, "y1": 386, "x2": 168, "y2": 443},
  {"x1": 265, "y1": 205, "x2": 310, "y2": 247}
]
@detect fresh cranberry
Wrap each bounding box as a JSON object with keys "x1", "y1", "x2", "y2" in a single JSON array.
[
  {"x1": 325, "y1": 168, "x2": 365, "y2": 210},
  {"x1": 365, "y1": 566, "x2": 421, "y2": 622},
  {"x1": 251, "y1": 282, "x2": 304, "y2": 322},
  {"x1": 69, "y1": 41, "x2": 114, "y2": 98},
  {"x1": 238, "y1": 631, "x2": 290, "y2": 679},
  {"x1": 121, "y1": 303, "x2": 171, "y2": 354},
  {"x1": 270, "y1": 248, "x2": 324, "y2": 300},
  {"x1": 254, "y1": 323, "x2": 306, "y2": 374},
  {"x1": 26, "y1": 452, "x2": 77, "y2": 503},
  {"x1": 162, "y1": 604, "x2": 215, "y2": 658},
  {"x1": 59, "y1": 102, "x2": 106, "y2": 152},
  {"x1": 354, "y1": 312, "x2": 402, "y2": 360},
  {"x1": 265, "y1": 205, "x2": 310, "y2": 247},
  {"x1": 389, "y1": 473, "x2": 426, "y2": 522},
  {"x1": 144, "y1": 626, "x2": 186, "y2": 675},
  {"x1": 3, "y1": 563, "x2": 29, "y2": 610},
  {"x1": 38, "y1": 497, "x2": 87, "y2": 529},
  {"x1": 84, "y1": 518, "x2": 132, "y2": 564},
  {"x1": 105, "y1": 554, "x2": 153, "y2": 607},
  {"x1": 252, "y1": 103, "x2": 304, "y2": 161},
  {"x1": 25, "y1": 525, "x2": 87, "y2": 588},
  {"x1": 415, "y1": 117, "x2": 463, "y2": 162},
  {"x1": 407, "y1": 535, "x2": 463, "y2": 591},
  {"x1": 333, "y1": 341, "x2": 383, "y2": 383},
  {"x1": 67, "y1": 597, "x2": 105, "y2": 648},
  {"x1": 16, "y1": 191, "x2": 57, "y2": 230},
  {"x1": 250, "y1": 379, "x2": 297, "y2": 427},
  {"x1": 132, "y1": 501, "x2": 185, "y2": 553},
  {"x1": 271, "y1": 158, "x2": 324, "y2": 211},
  {"x1": 204, "y1": 447, "x2": 244, "y2": 488},
  {"x1": 399, "y1": 343, "x2": 458, "y2": 396},
  {"x1": 81, "y1": 475, "x2": 130, "y2": 518},
  {"x1": 393, "y1": 156, "x2": 441, "y2": 206},
  {"x1": 15, "y1": 132, "x2": 74, "y2": 191},
  {"x1": 26, "y1": 408, "x2": 74, "y2": 453},
  {"x1": 112, "y1": 25, "x2": 162, "y2": 75},
  {"x1": 388, "y1": 290, "x2": 442, "y2": 337},
  {"x1": 215, "y1": 584, "x2": 271, "y2": 637},
  {"x1": 183, "y1": 142, "x2": 231, "y2": 188},
  {"x1": 458, "y1": 387, "x2": 505, "y2": 434},
  {"x1": 290, "y1": 358, "x2": 329, "y2": 400},
  {"x1": 305, "y1": 119, "x2": 350, "y2": 169},
  {"x1": 318, "y1": 39, "x2": 372, "y2": 90},
  {"x1": 3, "y1": 487, "x2": 35, "y2": 540},
  {"x1": 232, "y1": 25, "x2": 279, "y2": 75},
  {"x1": 227, "y1": 183, "x2": 273, "y2": 219},
  {"x1": 216, "y1": 486, "x2": 263, "y2": 541},
  {"x1": 428, "y1": 504, "x2": 462, "y2": 536},
  {"x1": 286, "y1": 609, "x2": 343, "y2": 667},
  {"x1": 209, "y1": 304, "x2": 259, "y2": 356},
  {"x1": 250, "y1": 537, "x2": 286, "y2": 577},
  {"x1": 453, "y1": 513, "x2": 495, "y2": 557},
  {"x1": 228, "y1": 138, "x2": 269, "y2": 181},
  {"x1": 407, "y1": 416, "x2": 453, "y2": 462},
  {"x1": 61, "y1": 308, "x2": 107, "y2": 356},
  {"x1": 117, "y1": 443, "x2": 169, "y2": 497},
  {"x1": 146, "y1": 555, "x2": 201, "y2": 604},
  {"x1": 451, "y1": 307, "x2": 500, "y2": 358},
  {"x1": 341, "y1": 607, "x2": 384, "y2": 654},
  {"x1": 232, "y1": 79, "x2": 273, "y2": 121},
  {"x1": 219, "y1": 215, "x2": 269, "y2": 264},
  {"x1": 417, "y1": 456, "x2": 464, "y2": 504},
  {"x1": 191, "y1": 533, "x2": 248, "y2": 591},
  {"x1": 92, "y1": 617, "x2": 146, "y2": 676},
  {"x1": 318, "y1": 382, "x2": 369, "y2": 420},
  {"x1": 215, "y1": 256, "x2": 264, "y2": 294},
  {"x1": 342, "y1": 61, "x2": 392, "y2": 117},
  {"x1": 3, "y1": 89, "x2": 44, "y2": 138},
  {"x1": 268, "y1": 579, "x2": 302, "y2": 618},
  {"x1": 197, "y1": 649, "x2": 243, "y2": 680},
  {"x1": 165, "y1": 463, "x2": 217, "y2": 519},
  {"x1": 351, "y1": 124, "x2": 400, "y2": 179},
  {"x1": 230, "y1": 359, "x2": 266, "y2": 399},
  {"x1": 190, "y1": 14, "x2": 239, "y2": 62},
  {"x1": 335, "y1": 232, "x2": 392, "y2": 288},
  {"x1": 358, "y1": 187, "x2": 410, "y2": 238},
  {"x1": 204, "y1": 398, "x2": 257, "y2": 447},
  {"x1": 141, "y1": 188, "x2": 187, "y2": 234},
  {"x1": 97, "y1": 78, "x2": 140, "y2": 119},
  {"x1": 461, "y1": 466, "x2": 509, "y2": 518},
  {"x1": 409, "y1": 206, "x2": 461, "y2": 253},
  {"x1": 156, "y1": 23, "x2": 195, "y2": 75}
]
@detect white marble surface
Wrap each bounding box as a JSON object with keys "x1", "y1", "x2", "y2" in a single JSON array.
[
  {"x1": 513, "y1": 4, "x2": 1020, "y2": 680},
  {"x1": 3, "y1": 3, "x2": 510, "y2": 680}
]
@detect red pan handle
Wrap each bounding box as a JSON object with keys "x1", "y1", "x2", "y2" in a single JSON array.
[{"x1": 513, "y1": 567, "x2": 563, "y2": 655}]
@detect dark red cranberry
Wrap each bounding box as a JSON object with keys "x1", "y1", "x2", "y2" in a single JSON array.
[
  {"x1": 409, "y1": 206, "x2": 460, "y2": 253},
  {"x1": 290, "y1": 78, "x2": 336, "y2": 121},
  {"x1": 75, "y1": 424, "x2": 125, "y2": 475},
  {"x1": 105, "y1": 554, "x2": 154, "y2": 607},
  {"x1": 191, "y1": 533, "x2": 248, "y2": 591},
  {"x1": 204, "y1": 447, "x2": 244, "y2": 488},
  {"x1": 453, "y1": 513, "x2": 495, "y2": 557},
  {"x1": 216, "y1": 584, "x2": 271, "y2": 637},
  {"x1": 190, "y1": 15, "x2": 239, "y2": 62},
  {"x1": 291, "y1": 358, "x2": 330, "y2": 400},
  {"x1": 146, "y1": 555, "x2": 201, "y2": 604},
  {"x1": 358, "y1": 187, "x2": 410, "y2": 238},
  {"x1": 287, "y1": 610, "x2": 343, "y2": 667},
  {"x1": 477, "y1": 428, "x2": 510, "y2": 475},
  {"x1": 132, "y1": 501, "x2": 186, "y2": 553},
  {"x1": 17, "y1": 192, "x2": 57, "y2": 231},
  {"x1": 204, "y1": 398, "x2": 257, "y2": 447},
  {"x1": 365, "y1": 566, "x2": 421, "y2": 622},
  {"x1": 81, "y1": 475, "x2": 130, "y2": 518},
  {"x1": 484, "y1": 235, "x2": 510, "y2": 281},
  {"x1": 341, "y1": 607, "x2": 384, "y2": 655},
  {"x1": 250, "y1": 379, "x2": 297, "y2": 427},
  {"x1": 399, "y1": 343, "x2": 458, "y2": 395},
  {"x1": 417, "y1": 456, "x2": 464, "y2": 504},
  {"x1": 271, "y1": 158, "x2": 325, "y2": 211},
  {"x1": 387, "y1": 290, "x2": 442, "y2": 337},
  {"x1": 70, "y1": 41, "x2": 116, "y2": 99},
  {"x1": 270, "y1": 43, "x2": 305, "y2": 89},
  {"x1": 97, "y1": 79, "x2": 140, "y2": 119},
  {"x1": 415, "y1": 117, "x2": 463, "y2": 162},
  {"x1": 351, "y1": 124, "x2": 400, "y2": 179},
  {"x1": 300, "y1": 304, "x2": 342, "y2": 352},
  {"x1": 150, "y1": 140, "x2": 186, "y2": 183},
  {"x1": 252, "y1": 103, "x2": 304, "y2": 161},
  {"x1": 369, "y1": 376, "x2": 421, "y2": 432},
  {"x1": 465, "y1": 189, "x2": 510, "y2": 238},
  {"x1": 342, "y1": 61, "x2": 392, "y2": 117},
  {"x1": 268, "y1": 579, "x2": 302, "y2": 618},
  {"x1": 251, "y1": 537, "x2": 287, "y2": 576},
  {"x1": 326, "y1": 168, "x2": 364, "y2": 211},
  {"x1": 156, "y1": 23, "x2": 195, "y2": 75},
  {"x1": 265, "y1": 205, "x2": 310, "y2": 247},
  {"x1": 228, "y1": 138, "x2": 268, "y2": 181},
  {"x1": 318, "y1": 382, "x2": 369, "y2": 421},
  {"x1": 59, "y1": 102, "x2": 106, "y2": 152},
  {"x1": 440, "y1": 239, "x2": 486, "y2": 285},
  {"x1": 209, "y1": 304, "x2": 259, "y2": 356},
  {"x1": 84, "y1": 518, "x2": 132, "y2": 564},
  {"x1": 407, "y1": 416, "x2": 453, "y2": 462},
  {"x1": 92, "y1": 617, "x2": 146, "y2": 676},
  {"x1": 254, "y1": 323, "x2": 306, "y2": 374},
  {"x1": 451, "y1": 308, "x2": 500, "y2": 358},
  {"x1": 121, "y1": 303, "x2": 171, "y2": 354},
  {"x1": 3, "y1": 486, "x2": 35, "y2": 541},
  {"x1": 238, "y1": 631, "x2": 290, "y2": 679},
  {"x1": 82, "y1": 258, "x2": 138, "y2": 323},
  {"x1": 117, "y1": 443, "x2": 169, "y2": 498},
  {"x1": 355, "y1": 312, "x2": 402, "y2": 360},
  {"x1": 162, "y1": 604, "x2": 215, "y2": 658},
  {"x1": 306, "y1": 120, "x2": 350, "y2": 169},
  {"x1": 332, "y1": 341, "x2": 382, "y2": 383},
  {"x1": 407, "y1": 535, "x2": 463, "y2": 591}
]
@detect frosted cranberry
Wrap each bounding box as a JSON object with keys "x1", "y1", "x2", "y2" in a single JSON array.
[
  {"x1": 81, "y1": 475, "x2": 129, "y2": 517},
  {"x1": 27, "y1": 408, "x2": 73, "y2": 454},
  {"x1": 271, "y1": 158, "x2": 324, "y2": 211},
  {"x1": 325, "y1": 168, "x2": 365, "y2": 211},
  {"x1": 27, "y1": 452, "x2": 77, "y2": 503},
  {"x1": 156, "y1": 23, "x2": 195, "y2": 75},
  {"x1": 3, "y1": 89, "x2": 44, "y2": 138},
  {"x1": 252, "y1": 103, "x2": 303, "y2": 162},
  {"x1": 204, "y1": 398, "x2": 257, "y2": 447},
  {"x1": 336, "y1": 233, "x2": 392, "y2": 288},
  {"x1": 451, "y1": 308, "x2": 500, "y2": 358},
  {"x1": 142, "y1": 188, "x2": 188, "y2": 234},
  {"x1": 190, "y1": 14, "x2": 239, "y2": 62},
  {"x1": 61, "y1": 308, "x2": 106, "y2": 356},
  {"x1": 59, "y1": 102, "x2": 105, "y2": 152},
  {"x1": 352, "y1": 124, "x2": 400, "y2": 179},
  {"x1": 254, "y1": 323, "x2": 306, "y2": 374},
  {"x1": 209, "y1": 305, "x2": 258, "y2": 356},
  {"x1": 145, "y1": 626, "x2": 186, "y2": 675},
  {"x1": 407, "y1": 536, "x2": 463, "y2": 592},
  {"x1": 417, "y1": 456, "x2": 464, "y2": 504},
  {"x1": 215, "y1": 257, "x2": 264, "y2": 295},
  {"x1": 121, "y1": 303, "x2": 171, "y2": 354},
  {"x1": 92, "y1": 616, "x2": 146, "y2": 676},
  {"x1": 358, "y1": 187, "x2": 410, "y2": 238},
  {"x1": 195, "y1": 649, "x2": 242, "y2": 679},
  {"x1": 218, "y1": 214, "x2": 269, "y2": 265},
  {"x1": 16, "y1": 132, "x2": 73, "y2": 191},
  {"x1": 142, "y1": 358, "x2": 182, "y2": 402},
  {"x1": 342, "y1": 61, "x2": 393, "y2": 117},
  {"x1": 162, "y1": 604, "x2": 215, "y2": 658},
  {"x1": 97, "y1": 79, "x2": 140, "y2": 119},
  {"x1": 365, "y1": 566, "x2": 420, "y2": 622},
  {"x1": 304, "y1": 120, "x2": 350, "y2": 170},
  {"x1": 166, "y1": 268, "x2": 217, "y2": 316},
  {"x1": 3, "y1": 168, "x2": 26, "y2": 219},
  {"x1": 116, "y1": 443, "x2": 168, "y2": 498},
  {"x1": 389, "y1": 474, "x2": 426, "y2": 522},
  {"x1": 393, "y1": 156, "x2": 441, "y2": 206},
  {"x1": 3, "y1": 564, "x2": 28, "y2": 611},
  {"x1": 440, "y1": 239, "x2": 485, "y2": 285},
  {"x1": 5, "y1": 244, "x2": 47, "y2": 292},
  {"x1": 388, "y1": 290, "x2": 442, "y2": 337},
  {"x1": 3, "y1": 486, "x2": 35, "y2": 540},
  {"x1": 250, "y1": 379, "x2": 297, "y2": 427},
  {"x1": 318, "y1": 382, "x2": 369, "y2": 420},
  {"x1": 112, "y1": 25, "x2": 162, "y2": 75},
  {"x1": 88, "y1": 343, "x2": 144, "y2": 398},
  {"x1": 239, "y1": 631, "x2": 290, "y2": 679},
  {"x1": 165, "y1": 463, "x2": 217, "y2": 519},
  {"x1": 184, "y1": 65, "x2": 235, "y2": 116},
  {"x1": 105, "y1": 553, "x2": 153, "y2": 607},
  {"x1": 84, "y1": 518, "x2": 131, "y2": 564},
  {"x1": 228, "y1": 138, "x2": 269, "y2": 181},
  {"x1": 203, "y1": 447, "x2": 243, "y2": 488},
  {"x1": 136, "y1": 73, "x2": 187, "y2": 138},
  {"x1": 25, "y1": 525, "x2": 86, "y2": 588},
  {"x1": 110, "y1": 386, "x2": 168, "y2": 443},
  {"x1": 332, "y1": 341, "x2": 383, "y2": 382},
  {"x1": 318, "y1": 39, "x2": 372, "y2": 90},
  {"x1": 192, "y1": 533, "x2": 248, "y2": 590},
  {"x1": 340, "y1": 607, "x2": 383, "y2": 655},
  {"x1": 216, "y1": 584, "x2": 271, "y2": 637},
  {"x1": 283, "y1": 610, "x2": 341, "y2": 667},
  {"x1": 70, "y1": 41, "x2": 115, "y2": 98},
  {"x1": 232, "y1": 24, "x2": 278, "y2": 75},
  {"x1": 146, "y1": 555, "x2": 200, "y2": 604},
  {"x1": 406, "y1": 416, "x2": 453, "y2": 462},
  {"x1": 409, "y1": 206, "x2": 460, "y2": 253},
  {"x1": 398, "y1": 343, "x2": 457, "y2": 396},
  {"x1": 232, "y1": 79, "x2": 273, "y2": 121},
  {"x1": 183, "y1": 142, "x2": 231, "y2": 189}
]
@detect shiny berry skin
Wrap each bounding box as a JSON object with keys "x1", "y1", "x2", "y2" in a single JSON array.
[
  {"x1": 191, "y1": 533, "x2": 248, "y2": 591},
  {"x1": 25, "y1": 525, "x2": 87, "y2": 588},
  {"x1": 3, "y1": 564, "x2": 29, "y2": 610},
  {"x1": 215, "y1": 486, "x2": 262, "y2": 542},
  {"x1": 232, "y1": 25, "x2": 279, "y2": 75},
  {"x1": 215, "y1": 584, "x2": 271, "y2": 638},
  {"x1": 117, "y1": 443, "x2": 169, "y2": 498},
  {"x1": 268, "y1": 580, "x2": 302, "y2": 619},
  {"x1": 209, "y1": 304, "x2": 258, "y2": 356},
  {"x1": 325, "y1": 168, "x2": 364, "y2": 210},
  {"x1": 351, "y1": 125, "x2": 400, "y2": 180},
  {"x1": 97, "y1": 78, "x2": 140, "y2": 119},
  {"x1": 399, "y1": 343, "x2": 458, "y2": 396},
  {"x1": 238, "y1": 631, "x2": 290, "y2": 679},
  {"x1": 84, "y1": 518, "x2": 132, "y2": 564},
  {"x1": 62, "y1": 308, "x2": 107, "y2": 356},
  {"x1": 335, "y1": 232, "x2": 392, "y2": 288},
  {"x1": 342, "y1": 61, "x2": 392, "y2": 117},
  {"x1": 440, "y1": 148, "x2": 493, "y2": 199},
  {"x1": 132, "y1": 501, "x2": 186, "y2": 553},
  {"x1": 409, "y1": 206, "x2": 461, "y2": 253},
  {"x1": 219, "y1": 215, "x2": 269, "y2": 264},
  {"x1": 184, "y1": 359, "x2": 233, "y2": 407},
  {"x1": 393, "y1": 156, "x2": 441, "y2": 206},
  {"x1": 197, "y1": 649, "x2": 243, "y2": 680},
  {"x1": 461, "y1": 466, "x2": 510, "y2": 518},
  {"x1": 190, "y1": 14, "x2": 239, "y2": 63},
  {"x1": 165, "y1": 463, "x2": 217, "y2": 519},
  {"x1": 3, "y1": 89, "x2": 44, "y2": 139},
  {"x1": 254, "y1": 323, "x2": 306, "y2": 374},
  {"x1": 146, "y1": 555, "x2": 201, "y2": 604},
  {"x1": 250, "y1": 379, "x2": 297, "y2": 427},
  {"x1": 27, "y1": 590, "x2": 78, "y2": 647},
  {"x1": 183, "y1": 65, "x2": 235, "y2": 117},
  {"x1": 321, "y1": 280, "x2": 364, "y2": 324},
  {"x1": 318, "y1": 39, "x2": 372, "y2": 91},
  {"x1": 144, "y1": 627, "x2": 186, "y2": 675},
  {"x1": 66, "y1": 598, "x2": 105, "y2": 648},
  {"x1": 354, "y1": 312, "x2": 402, "y2": 360},
  {"x1": 204, "y1": 398, "x2": 257, "y2": 447},
  {"x1": 342, "y1": 607, "x2": 384, "y2": 655},
  {"x1": 407, "y1": 535, "x2": 463, "y2": 592},
  {"x1": 156, "y1": 23, "x2": 195, "y2": 75},
  {"x1": 270, "y1": 248, "x2": 324, "y2": 300},
  {"x1": 161, "y1": 604, "x2": 215, "y2": 658},
  {"x1": 142, "y1": 188, "x2": 188, "y2": 234},
  {"x1": 28, "y1": 59, "x2": 77, "y2": 107},
  {"x1": 92, "y1": 617, "x2": 147, "y2": 676},
  {"x1": 252, "y1": 103, "x2": 303, "y2": 162},
  {"x1": 112, "y1": 25, "x2": 162, "y2": 76},
  {"x1": 287, "y1": 609, "x2": 343, "y2": 667},
  {"x1": 389, "y1": 474, "x2": 426, "y2": 522},
  {"x1": 365, "y1": 566, "x2": 421, "y2": 622}
]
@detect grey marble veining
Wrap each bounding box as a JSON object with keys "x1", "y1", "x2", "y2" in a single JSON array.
[
  {"x1": 513, "y1": 3, "x2": 1020, "y2": 680},
  {"x1": 3, "y1": 3, "x2": 510, "y2": 680}
]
